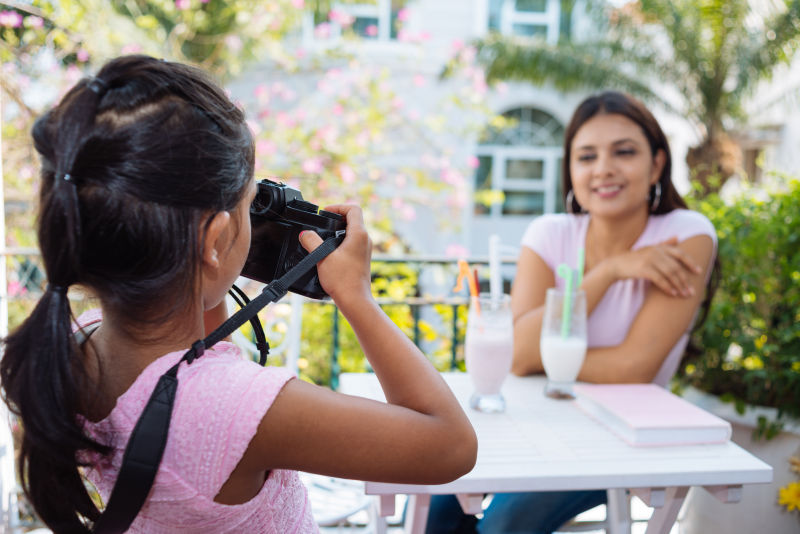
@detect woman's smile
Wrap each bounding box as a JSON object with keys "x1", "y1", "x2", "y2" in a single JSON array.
[{"x1": 591, "y1": 183, "x2": 625, "y2": 198}]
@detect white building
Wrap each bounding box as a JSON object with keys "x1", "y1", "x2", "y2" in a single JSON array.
[{"x1": 231, "y1": 0, "x2": 797, "y2": 257}]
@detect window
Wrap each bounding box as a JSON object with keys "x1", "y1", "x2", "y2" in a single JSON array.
[
  {"x1": 486, "y1": 0, "x2": 561, "y2": 43},
  {"x1": 307, "y1": 0, "x2": 407, "y2": 42},
  {"x1": 474, "y1": 107, "x2": 564, "y2": 218}
]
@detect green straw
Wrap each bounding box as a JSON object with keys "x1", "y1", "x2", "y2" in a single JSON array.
[
  {"x1": 576, "y1": 247, "x2": 585, "y2": 287},
  {"x1": 556, "y1": 264, "x2": 573, "y2": 338}
]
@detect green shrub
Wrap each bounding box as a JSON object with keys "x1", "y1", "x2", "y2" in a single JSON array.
[{"x1": 680, "y1": 176, "x2": 800, "y2": 438}]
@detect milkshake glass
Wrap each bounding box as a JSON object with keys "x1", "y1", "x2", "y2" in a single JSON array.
[
  {"x1": 540, "y1": 288, "x2": 587, "y2": 399},
  {"x1": 465, "y1": 293, "x2": 513, "y2": 413}
]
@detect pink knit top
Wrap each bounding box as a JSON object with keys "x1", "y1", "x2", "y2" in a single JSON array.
[{"x1": 79, "y1": 312, "x2": 319, "y2": 533}]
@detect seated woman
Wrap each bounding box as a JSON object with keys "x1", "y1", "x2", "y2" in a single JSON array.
[{"x1": 426, "y1": 91, "x2": 718, "y2": 534}]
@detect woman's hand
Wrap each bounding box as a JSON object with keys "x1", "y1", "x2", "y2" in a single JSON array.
[
  {"x1": 605, "y1": 236, "x2": 703, "y2": 297},
  {"x1": 298, "y1": 204, "x2": 372, "y2": 307}
]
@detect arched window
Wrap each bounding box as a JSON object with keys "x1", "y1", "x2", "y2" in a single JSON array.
[{"x1": 474, "y1": 107, "x2": 564, "y2": 218}]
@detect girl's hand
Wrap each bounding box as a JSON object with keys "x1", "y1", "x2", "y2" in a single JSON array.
[
  {"x1": 298, "y1": 204, "x2": 372, "y2": 306},
  {"x1": 606, "y1": 236, "x2": 703, "y2": 297}
]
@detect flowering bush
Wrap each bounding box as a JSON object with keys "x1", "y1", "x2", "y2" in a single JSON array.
[
  {"x1": 2, "y1": 1, "x2": 493, "y2": 331},
  {"x1": 680, "y1": 176, "x2": 800, "y2": 439}
]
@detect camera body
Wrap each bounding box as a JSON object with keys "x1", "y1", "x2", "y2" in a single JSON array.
[{"x1": 241, "y1": 179, "x2": 345, "y2": 299}]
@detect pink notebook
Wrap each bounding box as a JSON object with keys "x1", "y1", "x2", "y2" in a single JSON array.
[{"x1": 573, "y1": 384, "x2": 732, "y2": 447}]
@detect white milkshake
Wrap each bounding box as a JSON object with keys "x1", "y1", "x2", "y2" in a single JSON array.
[{"x1": 540, "y1": 335, "x2": 587, "y2": 382}]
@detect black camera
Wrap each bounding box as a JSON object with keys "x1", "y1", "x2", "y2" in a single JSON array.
[{"x1": 241, "y1": 179, "x2": 346, "y2": 299}]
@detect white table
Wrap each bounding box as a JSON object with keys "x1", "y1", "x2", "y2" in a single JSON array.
[{"x1": 338, "y1": 372, "x2": 773, "y2": 534}]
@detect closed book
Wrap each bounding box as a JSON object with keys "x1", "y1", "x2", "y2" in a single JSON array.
[{"x1": 573, "y1": 383, "x2": 732, "y2": 447}]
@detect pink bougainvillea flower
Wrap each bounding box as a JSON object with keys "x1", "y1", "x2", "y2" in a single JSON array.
[
  {"x1": 175, "y1": 0, "x2": 190, "y2": 10},
  {"x1": 0, "y1": 11, "x2": 23, "y2": 28},
  {"x1": 440, "y1": 168, "x2": 464, "y2": 186},
  {"x1": 291, "y1": 0, "x2": 305, "y2": 8},
  {"x1": 401, "y1": 205, "x2": 416, "y2": 221},
  {"x1": 302, "y1": 158, "x2": 324, "y2": 174},
  {"x1": 329, "y1": 9, "x2": 354, "y2": 26},
  {"x1": 275, "y1": 112, "x2": 295, "y2": 128},
  {"x1": 255, "y1": 84, "x2": 270, "y2": 100},
  {"x1": 365, "y1": 24, "x2": 378, "y2": 37},
  {"x1": 339, "y1": 164, "x2": 356, "y2": 184},
  {"x1": 7, "y1": 281, "x2": 26, "y2": 298},
  {"x1": 467, "y1": 155, "x2": 480, "y2": 169},
  {"x1": 397, "y1": 8, "x2": 410, "y2": 22},
  {"x1": 25, "y1": 16, "x2": 44, "y2": 29},
  {"x1": 314, "y1": 22, "x2": 331, "y2": 39},
  {"x1": 76, "y1": 49, "x2": 90, "y2": 62},
  {"x1": 256, "y1": 139, "x2": 277, "y2": 156}
]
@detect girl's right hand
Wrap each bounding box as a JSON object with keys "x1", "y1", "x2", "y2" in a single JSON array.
[
  {"x1": 606, "y1": 236, "x2": 703, "y2": 297},
  {"x1": 298, "y1": 204, "x2": 373, "y2": 306}
]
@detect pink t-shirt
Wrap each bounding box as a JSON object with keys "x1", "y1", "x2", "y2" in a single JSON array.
[
  {"x1": 79, "y1": 312, "x2": 318, "y2": 533},
  {"x1": 520, "y1": 209, "x2": 717, "y2": 386}
]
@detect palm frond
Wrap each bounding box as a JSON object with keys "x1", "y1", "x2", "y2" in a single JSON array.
[
  {"x1": 473, "y1": 34, "x2": 680, "y2": 114},
  {"x1": 735, "y1": 0, "x2": 800, "y2": 97}
]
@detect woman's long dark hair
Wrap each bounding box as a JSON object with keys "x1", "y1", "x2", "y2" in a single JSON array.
[
  {"x1": 1, "y1": 55, "x2": 254, "y2": 533},
  {"x1": 561, "y1": 91, "x2": 720, "y2": 358}
]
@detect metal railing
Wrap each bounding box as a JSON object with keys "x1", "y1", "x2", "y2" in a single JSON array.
[{"x1": 0, "y1": 249, "x2": 519, "y2": 383}]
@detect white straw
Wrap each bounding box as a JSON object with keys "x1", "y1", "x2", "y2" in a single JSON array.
[{"x1": 489, "y1": 234, "x2": 502, "y2": 303}]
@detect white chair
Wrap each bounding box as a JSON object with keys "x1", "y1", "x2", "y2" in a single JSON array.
[{"x1": 300, "y1": 474, "x2": 387, "y2": 533}]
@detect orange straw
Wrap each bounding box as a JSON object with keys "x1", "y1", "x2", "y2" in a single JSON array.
[{"x1": 455, "y1": 259, "x2": 480, "y2": 313}]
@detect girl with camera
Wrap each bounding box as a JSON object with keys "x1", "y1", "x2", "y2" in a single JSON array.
[{"x1": 1, "y1": 55, "x2": 477, "y2": 533}]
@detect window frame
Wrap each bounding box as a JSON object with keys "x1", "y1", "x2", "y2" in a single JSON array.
[
  {"x1": 304, "y1": 0, "x2": 400, "y2": 43},
  {"x1": 482, "y1": 0, "x2": 562, "y2": 44}
]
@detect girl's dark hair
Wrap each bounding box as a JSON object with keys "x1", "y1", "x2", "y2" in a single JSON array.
[
  {"x1": 1, "y1": 55, "x2": 254, "y2": 532},
  {"x1": 561, "y1": 91, "x2": 719, "y2": 364}
]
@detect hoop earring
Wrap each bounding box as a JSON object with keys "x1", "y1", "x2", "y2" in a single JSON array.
[
  {"x1": 565, "y1": 190, "x2": 585, "y2": 214},
  {"x1": 650, "y1": 182, "x2": 662, "y2": 212}
]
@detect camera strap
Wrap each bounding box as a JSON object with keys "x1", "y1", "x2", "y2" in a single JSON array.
[{"x1": 92, "y1": 233, "x2": 343, "y2": 534}]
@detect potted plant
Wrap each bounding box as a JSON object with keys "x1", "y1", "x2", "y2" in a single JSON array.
[{"x1": 676, "y1": 175, "x2": 800, "y2": 533}]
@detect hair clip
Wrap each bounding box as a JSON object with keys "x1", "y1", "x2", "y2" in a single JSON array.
[
  {"x1": 62, "y1": 173, "x2": 72, "y2": 182},
  {"x1": 46, "y1": 284, "x2": 68, "y2": 295}
]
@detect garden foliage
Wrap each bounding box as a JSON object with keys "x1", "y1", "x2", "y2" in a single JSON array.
[{"x1": 680, "y1": 177, "x2": 800, "y2": 438}]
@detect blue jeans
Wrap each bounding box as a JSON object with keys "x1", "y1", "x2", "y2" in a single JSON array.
[{"x1": 425, "y1": 490, "x2": 607, "y2": 534}]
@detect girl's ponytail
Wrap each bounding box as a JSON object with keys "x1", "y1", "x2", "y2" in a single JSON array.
[
  {"x1": 2, "y1": 287, "x2": 106, "y2": 533},
  {"x1": 2, "y1": 77, "x2": 113, "y2": 533},
  {"x1": 2, "y1": 54, "x2": 253, "y2": 532}
]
